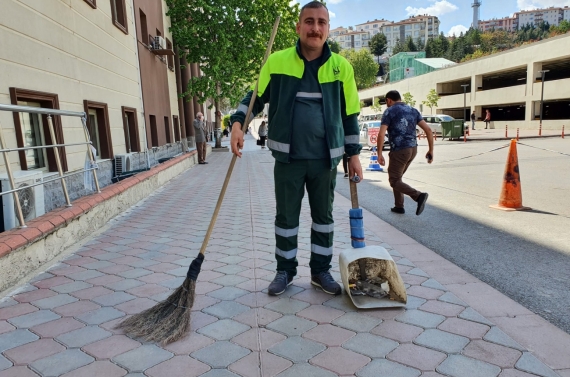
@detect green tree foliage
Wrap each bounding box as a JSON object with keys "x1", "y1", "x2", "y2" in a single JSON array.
[
  {"x1": 421, "y1": 89, "x2": 440, "y2": 114},
  {"x1": 166, "y1": 0, "x2": 299, "y2": 146},
  {"x1": 402, "y1": 92, "x2": 416, "y2": 107},
  {"x1": 369, "y1": 32, "x2": 388, "y2": 62},
  {"x1": 370, "y1": 98, "x2": 382, "y2": 113},
  {"x1": 550, "y1": 19, "x2": 570, "y2": 35},
  {"x1": 328, "y1": 39, "x2": 341, "y2": 53},
  {"x1": 391, "y1": 38, "x2": 406, "y2": 55},
  {"x1": 340, "y1": 49, "x2": 378, "y2": 90},
  {"x1": 404, "y1": 36, "x2": 419, "y2": 52},
  {"x1": 425, "y1": 32, "x2": 450, "y2": 58}
]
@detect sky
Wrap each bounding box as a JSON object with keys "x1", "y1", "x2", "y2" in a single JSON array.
[{"x1": 290, "y1": 0, "x2": 570, "y2": 36}]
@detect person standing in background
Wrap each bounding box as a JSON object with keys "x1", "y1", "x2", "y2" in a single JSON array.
[
  {"x1": 194, "y1": 112, "x2": 207, "y2": 164},
  {"x1": 471, "y1": 110, "x2": 476, "y2": 130},
  {"x1": 484, "y1": 109, "x2": 491, "y2": 129},
  {"x1": 258, "y1": 121, "x2": 268, "y2": 149}
]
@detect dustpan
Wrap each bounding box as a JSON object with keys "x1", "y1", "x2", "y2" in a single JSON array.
[{"x1": 339, "y1": 176, "x2": 407, "y2": 309}]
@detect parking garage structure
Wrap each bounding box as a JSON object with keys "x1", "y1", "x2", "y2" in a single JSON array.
[{"x1": 359, "y1": 33, "x2": 570, "y2": 130}]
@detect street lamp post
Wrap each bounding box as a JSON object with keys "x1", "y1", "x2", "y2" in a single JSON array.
[
  {"x1": 539, "y1": 70, "x2": 550, "y2": 132},
  {"x1": 461, "y1": 84, "x2": 470, "y2": 126}
]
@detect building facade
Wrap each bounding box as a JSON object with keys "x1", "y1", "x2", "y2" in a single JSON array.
[
  {"x1": 0, "y1": 0, "x2": 209, "y2": 228},
  {"x1": 479, "y1": 17, "x2": 518, "y2": 32},
  {"x1": 480, "y1": 6, "x2": 570, "y2": 32},
  {"x1": 359, "y1": 34, "x2": 570, "y2": 130}
]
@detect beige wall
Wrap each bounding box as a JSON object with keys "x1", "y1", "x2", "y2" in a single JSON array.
[
  {"x1": 0, "y1": 0, "x2": 145, "y2": 173},
  {"x1": 360, "y1": 34, "x2": 570, "y2": 130}
]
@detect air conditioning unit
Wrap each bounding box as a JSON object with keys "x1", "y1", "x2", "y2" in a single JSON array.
[
  {"x1": 153, "y1": 36, "x2": 166, "y2": 50},
  {"x1": 115, "y1": 153, "x2": 135, "y2": 175},
  {"x1": 0, "y1": 171, "x2": 45, "y2": 232}
]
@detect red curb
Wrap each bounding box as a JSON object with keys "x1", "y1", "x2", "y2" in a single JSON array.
[
  {"x1": 4, "y1": 235, "x2": 27, "y2": 250},
  {"x1": 0, "y1": 243, "x2": 12, "y2": 258}
]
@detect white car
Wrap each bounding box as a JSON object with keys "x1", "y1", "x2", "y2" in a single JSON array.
[
  {"x1": 418, "y1": 115, "x2": 469, "y2": 135},
  {"x1": 359, "y1": 121, "x2": 389, "y2": 150}
]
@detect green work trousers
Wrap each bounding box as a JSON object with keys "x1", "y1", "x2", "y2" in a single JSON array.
[{"x1": 274, "y1": 159, "x2": 336, "y2": 276}]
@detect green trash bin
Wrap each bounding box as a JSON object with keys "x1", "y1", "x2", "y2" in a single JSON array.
[{"x1": 441, "y1": 120, "x2": 465, "y2": 140}]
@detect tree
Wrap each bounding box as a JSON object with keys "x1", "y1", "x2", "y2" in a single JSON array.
[
  {"x1": 421, "y1": 89, "x2": 440, "y2": 114},
  {"x1": 392, "y1": 38, "x2": 406, "y2": 55},
  {"x1": 404, "y1": 36, "x2": 418, "y2": 52},
  {"x1": 340, "y1": 49, "x2": 378, "y2": 89},
  {"x1": 370, "y1": 98, "x2": 382, "y2": 113},
  {"x1": 166, "y1": 0, "x2": 299, "y2": 147},
  {"x1": 369, "y1": 33, "x2": 387, "y2": 63},
  {"x1": 402, "y1": 92, "x2": 416, "y2": 107},
  {"x1": 328, "y1": 39, "x2": 341, "y2": 53}
]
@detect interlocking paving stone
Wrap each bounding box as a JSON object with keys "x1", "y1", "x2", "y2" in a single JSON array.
[
  {"x1": 421, "y1": 278, "x2": 447, "y2": 291},
  {"x1": 92, "y1": 252, "x2": 123, "y2": 261},
  {"x1": 310, "y1": 346, "x2": 371, "y2": 375},
  {"x1": 437, "y1": 355, "x2": 501, "y2": 377},
  {"x1": 396, "y1": 309, "x2": 445, "y2": 328},
  {"x1": 83, "y1": 260, "x2": 116, "y2": 270},
  {"x1": 163, "y1": 333, "x2": 215, "y2": 355},
  {"x1": 8, "y1": 310, "x2": 60, "y2": 328},
  {"x1": 405, "y1": 296, "x2": 428, "y2": 309},
  {"x1": 343, "y1": 333, "x2": 399, "y2": 358},
  {"x1": 484, "y1": 326, "x2": 526, "y2": 351},
  {"x1": 159, "y1": 277, "x2": 186, "y2": 289},
  {"x1": 275, "y1": 363, "x2": 337, "y2": 377},
  {"x1": 191, "y1": 341, "x2": 250, "y2": 368},
  {"x1": 207, "y1": 287, "x2": 249, "y2": 301},
  {"x1": 197, "y1": 319, "x2": 250, "y2": 341},
  {"x1": 210, "y1": 275, "x2": 249, "y2": 287},
  {"x1": 31, "y1": 294, "x2": 78, "y2": 309},
  {"x1": 200, "y1": 369, "x2": 240, "y2": 377},
  {"x1": 104, "y1": 279, "x2": 144, "y2": 291},
  {"x1": 302, "y1": 324, "x2": 356, "y2": 347},
  {"x1": 463, "y1": 340, "x2": 522, "y2": 368},
  {"x1": 66, "y1": 270, "x2": 105, "y2": 281},
  {"x1": 231, "y1": 328, "x2": 287, "y2": 352},
  {"x1": 202, "y1": 301, "x2": 250, "y2": 319},
  {"x1": 29, "y1": 317, "x2": 85, "y2": 338},
  {"x1": 414, "y1": 329, "x2": 470, "y2": 353},
  {"x1": 407, "y1": 268, "x2": 430, "y2": 277},
  {"x1": 112, "y1": 344, "x2": 173, "y2": 372},
  {"x1": 56, "y1": 326, "x2": 112, "y2": 348},
  {"x1": 76, "y1": 307, "x2": 124, "y2": 325},
  {"x1": 515, "y1": 352, "x2": 560, "y2": 377},
  {"x1": 59, "y1": 360, "x2": 128, "y2": 377},
  {"x1": 322, "y1": 295, "x2": 357, "y2": 312},
  {"x1": 30, "y1": 349, "x2": 94, "y2": 376},
  {"x1": 51, "y1": 281, "x2": 93, "y2": 294},
  {"x1": 264, "y1": 298, "x2": 310, "y2": 315},
  {"x1": 145, "y1": 356, "x2": 211, "y2": 377},
  {"x1": 117, "y1": 269, "x2": 153, "y2": 279},
  {"x1": 218, "y1": 256, "x2": 247, "y2": 264},
  {"x1": 459, "y1": 307, "x2": 494, "y2": 326},
  {"x1": 0, "y1": 321, "x2": 14, "y2": 335},
  {"x1": 213, "y1": 265, "x2": 248, "y2": 275},
  {"x1": 0, "y1": 298, "x2": 18, "y2": 309},
  {"x1": 371, "y1": 319, "x2": 424, "y2": 342},
  {"x1": 396, "y1": 258, "x2": 415, "y2": 267},
  {"x1": 82, "y1": 335, "x2": 141, "y2": 360},
  {"x1": 331, "y1": 312, "x2": 382, "y2": 332},
  {"x1": 266, "y1": 315, "x2": 317, "y2": 336},
  {"x1": 0, "y1": 355, "x2": 11, "y2": 371},
  {"x1": 269, "y1": 336, "x2": 326, "y2": 362},
  {"x1": 357, "y1": 359, "x2": 421, "y2": 377},
  {"x1": 3, "y1": 339, "x2": 65, "y2": 365},
  {"x1": 92, "y1": 292, "x2": 137, "y2": 306}
]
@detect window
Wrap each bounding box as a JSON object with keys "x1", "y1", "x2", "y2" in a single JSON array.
[
  {"x1": 84, "y1": 0, "x2": 96, "y2": 8},
  {"x1": 121, "y1": 107, "x2": 140, "y2": 152},
  {"x1": 373, "y1": 24, "x2": 378, "y2": 28},
  {"x1": 166, "y1": 38, "x2": 174, "y2": 70},
  {"x1": 173, "y1": 116, "x2": 181, "y2": 142},
  {"x1": 164, "y1": 116, "x2": 172, "y2": 143},
  {"x1": 139, "y1": 9, "x2": 148, "y2": 46},
  {"x1": 110, "y1": 0, "x2": 128, "y2": 34},
  {"x1": 149, "y1": 115, "x2": 158, "y2": 147},
  {"x1": 83, "y1": 101, "x2": 113, "y2": 159},
  {"x1": 9, "y1": 88, "x2": 68, "y2": 172}
]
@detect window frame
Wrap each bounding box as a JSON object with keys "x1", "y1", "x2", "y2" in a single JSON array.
[
  {"x1": 149, "y1": 114, "x2": 159, "y2": 148},
  {"x1": 164, "y1": 116, "x2": 172, "y2": 144},
  {"x1": 110, "y1": 0, "x2": 128, "y2": 34},
  {"x1": 121, "y1": 107, "x2": 141, "y2": 153},
  {"x1": 9, "y1": 88, "x2": 68, "y2": 172},
  {"x1": 173, "y1": 115, "x2": 180, "y2": 142},
  {"x1": 139, "y1": 8, "x2": 148, "y2": 47},
  {"x1": 83, "y1": 100, "x2": 114, "y2": 160},
  {"x1": 84, "y1": 0, "x2": 96, "y2": 9}
]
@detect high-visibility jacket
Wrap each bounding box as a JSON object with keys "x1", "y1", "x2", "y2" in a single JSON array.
[{"x1": 230, "y1": 40, "x2": 362, "y2": 168}]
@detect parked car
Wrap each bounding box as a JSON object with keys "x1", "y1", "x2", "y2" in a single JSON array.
[
  {"x1": 418, "y1": 115, "x2": 469, "y2": 135},
  {"x1": 359, "y1": 121, "x2": 389, "y2": 150}
]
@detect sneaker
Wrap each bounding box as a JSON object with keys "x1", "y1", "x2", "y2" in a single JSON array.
[
  {"x1": 416, "y1": 193, "x2": 429, "y2": 216},
  {"x1": 268, "y1": 271, "x2": 293, "y2": 296},
  {"x1": 391, "y1": 207, "x2": 405, "y2": 214},
  {"x1": 343, "y1": 173, "x2": 349, "y2": 178},
  {"x1": 311, "y1": 271, "x2": 341, "y2": 295}
]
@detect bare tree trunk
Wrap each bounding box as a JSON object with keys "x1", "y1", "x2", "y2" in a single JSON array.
[{"x1": 214, "y1": 83, "x2": 222, "y2": 148}]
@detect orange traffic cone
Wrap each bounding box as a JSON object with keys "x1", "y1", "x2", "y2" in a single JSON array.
[{"x1": 490, "y1": 139, "x2": 531, "y2": 211}]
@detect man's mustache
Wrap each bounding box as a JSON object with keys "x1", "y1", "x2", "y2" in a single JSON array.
[{"x1": 307, "y1": 33, "x2": 322, "y2": 38}]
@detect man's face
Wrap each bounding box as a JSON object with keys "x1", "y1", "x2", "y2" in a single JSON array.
[
  {"x1": 386, "y1": 98, "x2": 394, "y2": 108},
  {"x1": 296, "y1": 7, "x2": 329, "y2": 51}
]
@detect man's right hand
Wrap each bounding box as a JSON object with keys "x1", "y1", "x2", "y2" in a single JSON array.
[
  {"x1": 379, "y1": 154, "x2": 386, "y2": 166},
  {"x1": 231, "y1": 122, "x2": 244, "y2": 157}
]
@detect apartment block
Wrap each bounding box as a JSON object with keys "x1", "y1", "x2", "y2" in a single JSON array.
[{"x1": 479, "y1": 17, "x2": 518, "y2": 32}]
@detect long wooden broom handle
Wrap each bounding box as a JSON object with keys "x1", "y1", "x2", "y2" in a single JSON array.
[{"x1": 198, "y1": 17, "x2": 281, "y2": 256}]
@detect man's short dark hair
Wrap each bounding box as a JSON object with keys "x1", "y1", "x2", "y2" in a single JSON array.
[
  {"x1": 300, "y1": 1, "x2": 329, "y2": 20},
  {"x1": 385, "y1": 90, "x2": 401, "y2": 102}
]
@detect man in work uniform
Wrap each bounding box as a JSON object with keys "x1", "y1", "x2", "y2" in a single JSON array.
[{"x1": 230, "y1": 1, "x2": 363, "y2": 296}]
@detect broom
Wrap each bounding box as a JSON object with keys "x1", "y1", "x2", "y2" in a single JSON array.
[{"x1": 116, "y1": 17, "x2": 281, "y2": 345}]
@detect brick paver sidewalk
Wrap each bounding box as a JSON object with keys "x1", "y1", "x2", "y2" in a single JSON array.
[{"x1": 0, "y1": 136, "x2": 566, "y2": 377}]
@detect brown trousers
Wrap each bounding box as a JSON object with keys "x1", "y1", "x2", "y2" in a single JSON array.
[
  {"x1": 197, "y1": 141, "x2": 207, "y2": 163},
  {"x1": 388, "y1": 147, "x2": 421, "y2": 208}
]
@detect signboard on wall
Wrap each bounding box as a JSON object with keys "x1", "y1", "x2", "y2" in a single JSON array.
[{"x1": 404, "y1": 67, "x2": 415, "y2": 78}]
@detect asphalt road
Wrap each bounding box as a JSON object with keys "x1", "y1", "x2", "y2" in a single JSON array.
[{"x1": 335, "y1": 137, "x2": 570, "y2": 334}]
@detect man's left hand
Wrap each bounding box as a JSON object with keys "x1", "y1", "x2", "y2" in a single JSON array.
[{"x1": 348, "y1": 155, "x2": 363, "y2": 183}]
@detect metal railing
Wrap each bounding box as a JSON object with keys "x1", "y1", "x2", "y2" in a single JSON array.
[{"x1": 0, "y1": 103, "x2": 100, "y2": 229}]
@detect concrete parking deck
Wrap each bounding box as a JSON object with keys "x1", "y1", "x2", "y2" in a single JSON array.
[{"x1": 0, "y1": 136, "x2": 568, "y2": 377}]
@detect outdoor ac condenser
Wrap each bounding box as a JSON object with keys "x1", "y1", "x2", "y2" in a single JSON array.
[
  {"x1": 153, "y1": 36, "x2": 166, "y2": 50},
  {"x1": 0, "y1": 170, "x2": 45, "y2": 232},
  {"x1": 115, "y1": 153, "x2": 135, "y2": 175}
]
